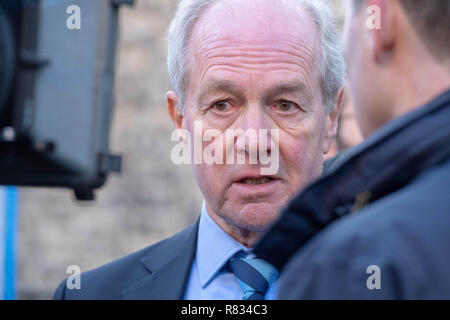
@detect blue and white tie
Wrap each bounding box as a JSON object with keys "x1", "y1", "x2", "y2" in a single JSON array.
[{"x1": 228, "y1": 256, "x2": 279, "y2": 300}]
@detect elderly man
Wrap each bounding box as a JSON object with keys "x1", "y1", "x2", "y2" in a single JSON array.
[
  {"x1": 254, "y1": 0, "x2": 450, "y2": 299},
  {"x1": 53, "y1": 0, "x2": 345, "y2": 300}
]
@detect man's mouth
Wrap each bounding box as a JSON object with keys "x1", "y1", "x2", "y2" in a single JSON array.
[
  {"x1": 230, "y1": 175, "x2": 280, "y2": 197},
  {"x1": 239, "y1": 177, "x2": 274, "y2": 185}
]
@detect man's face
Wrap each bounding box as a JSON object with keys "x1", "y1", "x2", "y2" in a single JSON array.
[{"x1": 175, "y1": 0, "x2": 338, "y2": 234}]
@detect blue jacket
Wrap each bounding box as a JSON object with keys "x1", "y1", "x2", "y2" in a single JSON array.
[{"x1": 254, "y1": 90, "x2": 450, "y2": 299}]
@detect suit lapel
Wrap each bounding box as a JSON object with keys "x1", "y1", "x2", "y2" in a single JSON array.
[{"x1": 122, "y1": 219, "x2": 199, "y2": 300}]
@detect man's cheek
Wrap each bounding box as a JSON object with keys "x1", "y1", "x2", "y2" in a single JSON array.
[
  {"x1": 282, "y1": 142, "x2": 319, "y2": 181},
  {"x1": 198, "y1": 164, "x2": 225, "y2": 192}
]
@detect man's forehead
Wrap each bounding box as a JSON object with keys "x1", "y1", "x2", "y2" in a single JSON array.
[{"x1": 190, "y1": 0, "x2": 319, "y2": 53}]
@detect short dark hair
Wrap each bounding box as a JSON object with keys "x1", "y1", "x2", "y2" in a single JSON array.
[{"x1": 353, "y1": 0, "x2": 450, "y2": 63}]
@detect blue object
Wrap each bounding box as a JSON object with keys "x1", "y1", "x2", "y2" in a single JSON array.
[
  {"x1": 228, "y1": 257, "x2": 279, "y2": 300},
  {"x1": 0, "y1": 187, "x2": 18, "y2": 300}
]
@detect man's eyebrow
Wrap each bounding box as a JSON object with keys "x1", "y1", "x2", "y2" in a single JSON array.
[
  {"x1": 263, "y1": 81, "x2": 313, "y2": 102},
  {"x1": 198, "y1": 79, "x2": 244, "y2": 100}
]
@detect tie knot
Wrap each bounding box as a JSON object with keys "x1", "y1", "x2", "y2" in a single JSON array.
[{"x1": 228, "y1": 256, "x2": 279, "y2": 300}]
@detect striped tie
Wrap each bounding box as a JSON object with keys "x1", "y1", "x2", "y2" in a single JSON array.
[{"x1": 228, "y1": 256, "x2": 279, "y2": 300}]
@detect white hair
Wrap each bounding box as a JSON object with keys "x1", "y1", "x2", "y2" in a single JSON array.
[{"x1": 167, "y1": 0, "x2": 346, "y2": 115}]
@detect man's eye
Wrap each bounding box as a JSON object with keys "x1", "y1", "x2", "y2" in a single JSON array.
[
  {"x1": 276, "y1": 101, "x2": 298, "y2": 112},
  {"x1": 212, "y1": 100, "x2": 232, "y2": 112}
]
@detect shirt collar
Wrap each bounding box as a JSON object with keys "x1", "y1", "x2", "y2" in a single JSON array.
[{"x1": 196, "y1": 201, "x2": 251, "y2": 288}]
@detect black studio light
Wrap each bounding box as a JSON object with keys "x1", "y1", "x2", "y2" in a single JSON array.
[{"x1": 0, "y1": 0, "x2": 134, "y2": 200}]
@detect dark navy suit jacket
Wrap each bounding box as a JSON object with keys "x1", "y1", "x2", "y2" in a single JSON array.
[{"x1": 53, "y1": 220, "x2": 199, "y2": 299}]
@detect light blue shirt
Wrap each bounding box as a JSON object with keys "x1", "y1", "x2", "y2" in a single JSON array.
[{"x1": 183, "y1": 201, "x2": 279, "y2": 300}]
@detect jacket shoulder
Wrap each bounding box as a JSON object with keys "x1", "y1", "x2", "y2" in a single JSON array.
[
  {"x1": 280, "y1": 160, "x2": 450, "y2": 299},
  {"x1": 53, "y1": 222, "x2": 198, "y2": 300}
]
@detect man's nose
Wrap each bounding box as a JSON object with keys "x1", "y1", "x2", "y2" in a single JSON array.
[{"x1": 233, "y1": 104, "x2": 272, "y2": 161}]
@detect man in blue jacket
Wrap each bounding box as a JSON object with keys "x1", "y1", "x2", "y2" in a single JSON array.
[{"x1": 254, "y1": 0, "x2": 450, "y2": 299}]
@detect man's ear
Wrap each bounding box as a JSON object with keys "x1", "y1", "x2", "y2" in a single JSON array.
[
  {"x1": 366, "y1": 0, "x2": 396, "y2": 64},
  {"x1": 323, "y1": 87, "x2": 344, "y2": 155},
  {"x1": 166, "y1": 91, "x2": 184, "y2": 132}
]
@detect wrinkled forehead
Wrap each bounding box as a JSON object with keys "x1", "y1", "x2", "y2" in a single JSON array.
[{"x1": 188, "y1": 0, "x2": 321, "y2": 71}]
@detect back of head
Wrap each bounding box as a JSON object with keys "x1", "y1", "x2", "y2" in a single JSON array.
[
  {"x1": 348, "y1": 0, "x2": 450, "y2": 137},
  {"x1": 353, "y1": 0, "x2": 450, "y2": 66},
  {"x1": 399, "y1": 0, "x2": 450, "y2": 65}
]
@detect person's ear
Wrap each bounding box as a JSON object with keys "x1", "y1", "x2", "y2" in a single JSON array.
[
  {"x1": 323, "y1": 87, "x2": 344, "y2": 155},
  {"x1": 366, "y1": 0, "x2": 396, "y2": 64},
  {"x1": 166, "y1": 91, "x2": 185, "y2": 136}
]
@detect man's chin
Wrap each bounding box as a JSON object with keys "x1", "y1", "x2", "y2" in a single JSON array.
[{"x1": 231, "y1": 202, "x2": 283, "y2": 232}]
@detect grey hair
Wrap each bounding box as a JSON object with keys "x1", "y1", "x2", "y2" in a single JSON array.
[{"x1": 167, "y1": 0, "x2": 346, "y2": 115}]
